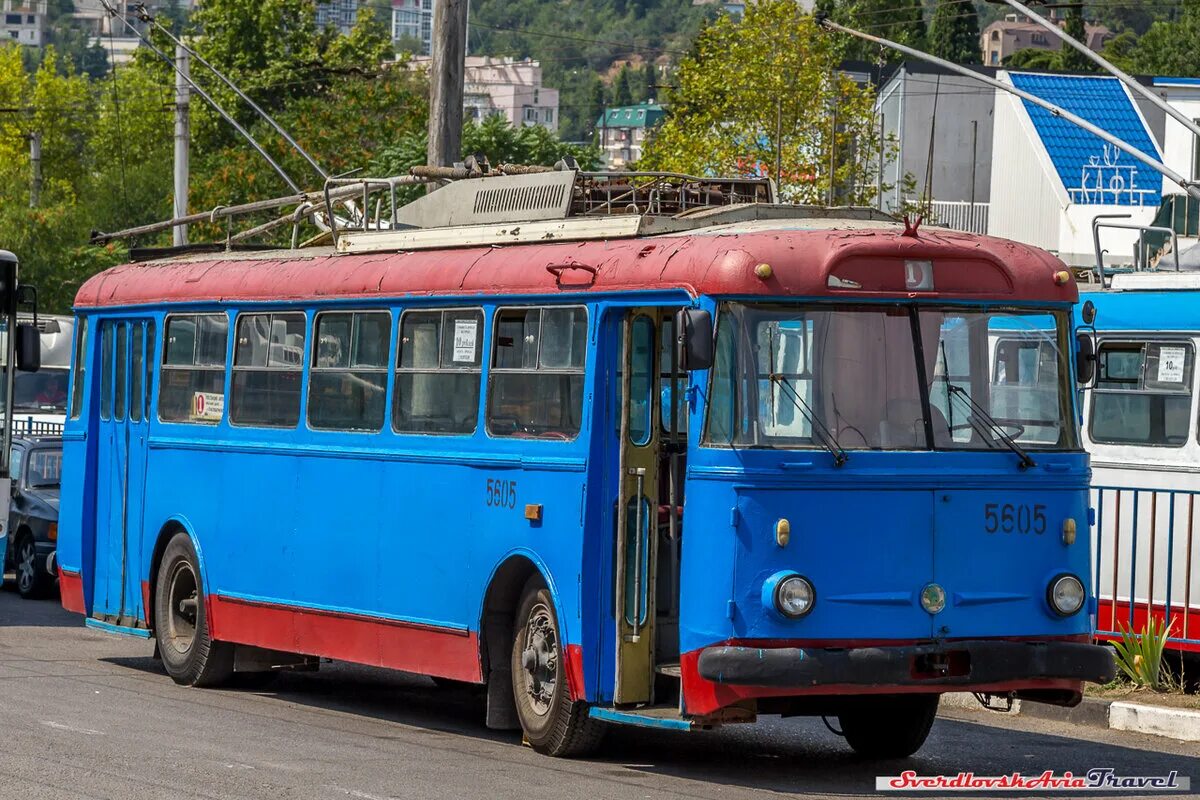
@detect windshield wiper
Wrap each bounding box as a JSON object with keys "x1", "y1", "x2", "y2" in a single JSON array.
[
  {"x1": 768, "y1": 373, "x2": 848, "y2": 467},
  {"x1": 946, "y1": 385, "x2": 1036, "y2": 470}
]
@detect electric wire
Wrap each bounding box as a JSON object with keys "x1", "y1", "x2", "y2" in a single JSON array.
[{"x1": 105, "y1": 20, "x2": 130, "y2": 217}]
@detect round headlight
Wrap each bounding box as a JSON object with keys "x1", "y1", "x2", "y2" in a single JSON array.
[
  {"x1": 1048, "y1": 574, "x2": 1085, "y2": 617},
  {"x1": 774, "y1": 575, "x2": 815, "y2": 619}
]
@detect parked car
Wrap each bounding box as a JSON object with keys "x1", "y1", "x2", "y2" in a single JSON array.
[{"x1": 5, "y1": 436, "x2": 61, "y2": 599}]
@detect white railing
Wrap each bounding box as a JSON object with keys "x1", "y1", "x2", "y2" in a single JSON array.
[{"x1": 927, "y1": 200, "x2": 990, "y2": 234}]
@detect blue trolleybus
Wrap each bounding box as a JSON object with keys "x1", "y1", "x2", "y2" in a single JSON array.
[{"x1": 59, "y1": 171, "x2": 1114, "y2": 758}]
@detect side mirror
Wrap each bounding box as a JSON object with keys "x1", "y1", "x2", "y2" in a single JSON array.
[
  {"x1": 1076, "y1": 331, "x2": 1096, "y2": 386},
  {"x1": 1081, "y1": 299, "x2": 1097, "y2": 327},
  {"x1": 676, "y1": 308, "x2": 713, "y2": 371},
  {"x1": 16, "y1": 323, "x2": 40, "y2": 372}
]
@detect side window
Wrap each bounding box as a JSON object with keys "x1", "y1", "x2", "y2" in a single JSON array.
[
  {"x1": 1090, "y1": 341, "x2": 1193, "y2": 447},
  {"x1": 130, "y1": 323, "x2": 143, "y2": 423},
  {"x1": 394, "y1": 308, "x2": 483, "y2": 434},
  {"x1": 100, "y1": 321, "x2": 113, "y2": 421},
  {"x1": 309, "y1": 311, "x2": 390, "y2": 431},
  {"x1": 114, "y1": 323, "x2": 127, "y2": 421},
  {"x1": 231, "y1": 312, "x2": 306, "y2": 428},
  {"x1": 145, "y1": 320, "x2": 155, "y2": 420},
  {"x1": 160, "y1": 314, "x2": 228, "y2": 424},
  {"x1": 487, "y1": 306, "x2": 587, "y2": 439},
  {"x1": 9, "y1": 446, "x2": 22, "y2": 484},
  {"x1": 69, "y1": 317, "x2": 87, "y2": 420}
]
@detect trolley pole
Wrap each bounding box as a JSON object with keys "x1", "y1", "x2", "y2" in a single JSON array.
[
  {"x1": 427, "y1": 0, "x2": 468, "y2": 170},
  {"x1": 173, "y1": 44, "x2": 190, "y2": 247},
  {"x1": 28, "y1": 132, "x2": 41, "y2": 209}
]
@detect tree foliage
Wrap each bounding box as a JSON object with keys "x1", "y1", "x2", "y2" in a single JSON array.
[
  {"x1": 1124, "y1": 0, "x2": 1200, "y2": 77},
  {"x1": 928, "y1": 0, "x2": 979, "y2": 64},
  {"x1": 817, "y1": 0, "x2": 926, "y2": 62},
  {"x1": 641, "y1": 0, "x2": 885, "y2": 205}
]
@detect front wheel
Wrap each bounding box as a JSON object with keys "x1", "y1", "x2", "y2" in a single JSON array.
[
  {"x1": 15, "y1": 536, "x2": 50, "y2": 599},
  {"x1": 838, "y1": 695, "x2": 939, "y2": 758},
  {"x1": 153, "y1": 533, "x2": 234, "y2": 687},
  {"x1": 510, "y1": 577, "x2": 604, "y2": 757}
]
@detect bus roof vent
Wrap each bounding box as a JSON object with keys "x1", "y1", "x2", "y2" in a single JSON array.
[{"x1": 396, "y1": 171, "x2": 576, "y2": 229}]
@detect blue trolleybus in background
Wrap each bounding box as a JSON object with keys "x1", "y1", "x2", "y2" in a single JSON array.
[{"x1": 58, "y1": 170, "x2": 1114, "y2": 758}]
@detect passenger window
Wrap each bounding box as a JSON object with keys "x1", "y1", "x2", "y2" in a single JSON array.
[
  {"x1": 628, "y1": 316, "x2": 654, "y2": 446},
  {"x1": 231, "y1": 312, "x2": 305, "y2": 427},
  {"x1": 1090, "y1": 341, "x2": 1193, "y2": 446},
  {"x1": 309, "y1": 311, "x2": 390, "y2": 431},
  {"x1": 100, "y1": 321, "x2": 113, "y2": 421},
  {"x1": 660, "y1": 318, "x2": 687, "y2": 435},
  {"x1": 488, "y1": 306, "x2": 587, "y2": 439},
  {"x1": 114, "y1": 323, "x2": 127, "y2": 421},
  {"x1": 394, "y1": 308, "x2": 483, "y2": 434},
  {"x1": 160, "y1": 314, "x2": 228, "y2": 424},
  {"x1": 70, "y1": 317, "x2": 87, "y2": 420},
  {"x1": 145, "y1": 320, "x2": 155, "y2": 420},
  {"x1": 130, "y1": 324, "x2": 144, "y2": 423}
]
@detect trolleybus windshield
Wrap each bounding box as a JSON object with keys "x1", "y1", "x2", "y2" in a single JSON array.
[{"x1": 705, "y1": 302, "x2": 1077, "y2": 452}]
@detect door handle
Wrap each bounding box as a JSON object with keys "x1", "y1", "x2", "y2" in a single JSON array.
[{"x1": 629, "y1": 467, "x2": 646, "y2": 638}]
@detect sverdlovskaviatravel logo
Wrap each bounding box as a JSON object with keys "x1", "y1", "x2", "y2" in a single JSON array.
[{"x1": 876, "y1": 769, "x2": 1190, "y2": 792}]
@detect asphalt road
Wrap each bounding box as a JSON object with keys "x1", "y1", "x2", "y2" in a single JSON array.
[{"x1": 0, "y1": 587, "x2": 1196, "y2": 800}]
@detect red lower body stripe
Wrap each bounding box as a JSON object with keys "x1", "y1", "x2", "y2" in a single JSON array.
[
  {"x1": 59, "y1": 569, "x2": 85, "y2": 614},
  {"x1": 207, "y1": 595, "x2": 483, "y2": 683}
]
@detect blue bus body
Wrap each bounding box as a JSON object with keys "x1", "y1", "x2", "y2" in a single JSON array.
[{"x1": 58, "y1": 216, "x2": 1114, "y2": 756}]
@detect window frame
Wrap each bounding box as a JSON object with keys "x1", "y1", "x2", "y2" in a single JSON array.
[
  {"x1": 158, "y1": 312, "x2": 230, "y2": 425},
  {"x1": 69, "y1": 316, "x2": 88, "y2": 420},
  {"x1": 486, "y1": 304, "x2": 589, "y2": 441},
  {"x1": 307, "y1": 309, "x2": 393, "y2": 433},
  {"x1": 229, "y1": 310, "x2": 307, "y2": 430},
  {"x1": 1088, "y1": 337, "x2": 1196, "y2": 449},
  {"x1": 393, "y1": 306, "x2": 485, "y2": 436}
]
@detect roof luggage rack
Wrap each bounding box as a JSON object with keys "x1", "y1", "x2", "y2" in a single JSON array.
[{"x1": 92, "y1": 163, "x2": 892, "y2": 258}]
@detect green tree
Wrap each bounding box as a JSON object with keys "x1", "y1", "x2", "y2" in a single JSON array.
[
  {"x1": 1003, "y1": 47, "x2": 1060, "y2": 71},
  {"x1": 613, "y1": 65, "x2": 634, "y2": 106},
  {"x1": 640, "y1": 61, "x2": 656, "y2": 102},
  {"x1": 820, "y1": 0, "x2": 925, "y2": 61},
  {"x1": 641, "y1": 0, "x2": 884, "y2": 204},
  {"x1": 1059, "y1": 4, "x2": 1094, "y2": 73},
  {"x1": 1128, "y1": 0, "x2": 1200, "y2": 77},
  {"x1": 928, "y1": 0, "x2": 979, "y2": 64}
]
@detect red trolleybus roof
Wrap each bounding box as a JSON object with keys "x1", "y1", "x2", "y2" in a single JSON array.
[{"x1": 75, "y1": 218, "x2": 1077, "y2": 309}]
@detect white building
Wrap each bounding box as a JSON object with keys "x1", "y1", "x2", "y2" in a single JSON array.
[
  {"x1": 409, "y1": 56, "x2": 559, "y2": 132},
  {"x1": 316, "y1": 0, "x2": 360, "y2": 35},
  {"x1": 1152, "y1": 78, "x2": 1200, "y2": 193},
  {"x1": 988, "y1": 72, "x2": 1163, "y2": 267},
  {"x1": 391, "y1": 0, "x2": 435, "y2": 55},
  {"x1": 1, "y1": 0, "x2": 47, "y2": 47}
]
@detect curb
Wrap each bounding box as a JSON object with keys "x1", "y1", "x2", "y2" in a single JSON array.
[{"x1": 940, "y1": 692, "x2": 1200, "y2": 743}]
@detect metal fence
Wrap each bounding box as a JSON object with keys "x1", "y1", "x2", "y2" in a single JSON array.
[
  {"x1": 1092, "y1": 485, "x2": 1200, "y2": 652},
  {"x1": 12, "y1": 418, "x2": 64, "y2": 437},
  {"x1": 928, "y1": 201, "x2": 990, "y2": 234}
]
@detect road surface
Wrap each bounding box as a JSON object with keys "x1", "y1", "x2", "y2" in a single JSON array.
[{"x1": 0, "y1": 587, "x2": 1195, "y2": 799}]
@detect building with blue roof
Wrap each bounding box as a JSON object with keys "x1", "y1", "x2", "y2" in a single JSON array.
[
  {"x1": 596, "y1": 102, "x2": 666, "y2": 169},
  {"x1": 989, "y1": 72, "x2": 1165, "y2": 267}
]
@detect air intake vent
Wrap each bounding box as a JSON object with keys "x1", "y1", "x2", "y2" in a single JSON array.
[
  {"x1": 396, "y1": 171, "x2": 576, "y2": 229},
  {"x1": 473, "y1": 183, "x2": 570, "y2": 216}
]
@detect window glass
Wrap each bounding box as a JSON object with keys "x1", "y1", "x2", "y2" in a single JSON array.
[
  {"x1": 114, "y1": 323, "x2": 127, "y2": 421},
  {"x1": 10, "y1": 447, "x2": 22, "y2": 483},
  {"x1": 100, "y1": 321, "x2": 113, "y2": 421},
  {"x1": 231, "y1": 312, "x2": 305, "y2": 428},
  {"x1": 160, "y1": 314, "x2": 228, "y2": 424},
  {"x1": 26, "y1": 448, "x2": 61, "y2": 488},
  {"x1": 488, "y1": 307, "x2": 588, "y2": 439},
  {"x1": 1090, "y1": 341, "x2": 1193, "y2": 447},
  {"x1": 628, "y1": 316, "x2": 654, "y2": 446},
  {"x1": 394, "y1": 308, "x2": 483, "y2": 434},
  {"x1": 145, "y1": 320, "x2": 155, "y2": 420},
  {"x1": 70, "y1": 317, "x2": 87, "y2": 419},
  {"x1": 130, "y1": 324, "x2": 143, "y2": 423},
  {"x1": 660, "y1": 319, "x2": 687, "y2": 435},
  {"x1": 309, "y1": 311, "x2": 390, "y2": 431}
]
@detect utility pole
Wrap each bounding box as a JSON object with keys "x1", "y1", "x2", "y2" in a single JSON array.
[
  {"x1": 173, "y1": 44, "x2": 190, "y2": 247},
  {"x1": 427, "y1": 0, "x2": 468, "y2": 169},
  {"x1": 28, "y1": 132, "x2": 41, "y2": 209}
]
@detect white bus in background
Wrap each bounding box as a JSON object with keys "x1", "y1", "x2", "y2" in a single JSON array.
[{"x1": 1, "y1": 314, "x2": 72, "y2": 434}]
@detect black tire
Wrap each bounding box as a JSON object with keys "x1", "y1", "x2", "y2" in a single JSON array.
[
  {"x1": 14, "y1": 534, "x2": 49, "y2": 599},
  {"x1": 838, "y1": 694, "x2": 939, "y2": 758},
  {"x1": 153, "y1": 533, "x2": 234, "y2": 687},
  {"x1": 510, "y1": 576, "x2": 604, "y2": 757}
]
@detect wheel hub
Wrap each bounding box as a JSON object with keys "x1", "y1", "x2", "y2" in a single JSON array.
[
  {"x1": 520, "y1": 603, "x2": 558, "y2": 717},
  {"x1": 164, "y1": 561, "x2": 199, "y2": 655},
  {"x1": 17, "y1": 541, "x2": 35, "y2": 591}
]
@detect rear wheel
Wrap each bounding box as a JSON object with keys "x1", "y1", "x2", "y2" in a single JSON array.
[
  {"x1": 15, "y1": 535, "x2": 49, "y2": 599},
  {"x1": 839, "y1": 695, "x2": 939, "y2": 758},
  {"x1": 153, "y1": 533, "x2": 233, "y2": 687},
  {"x1": 510, "y1": 577, "x2": 604, "y2": 757}
]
